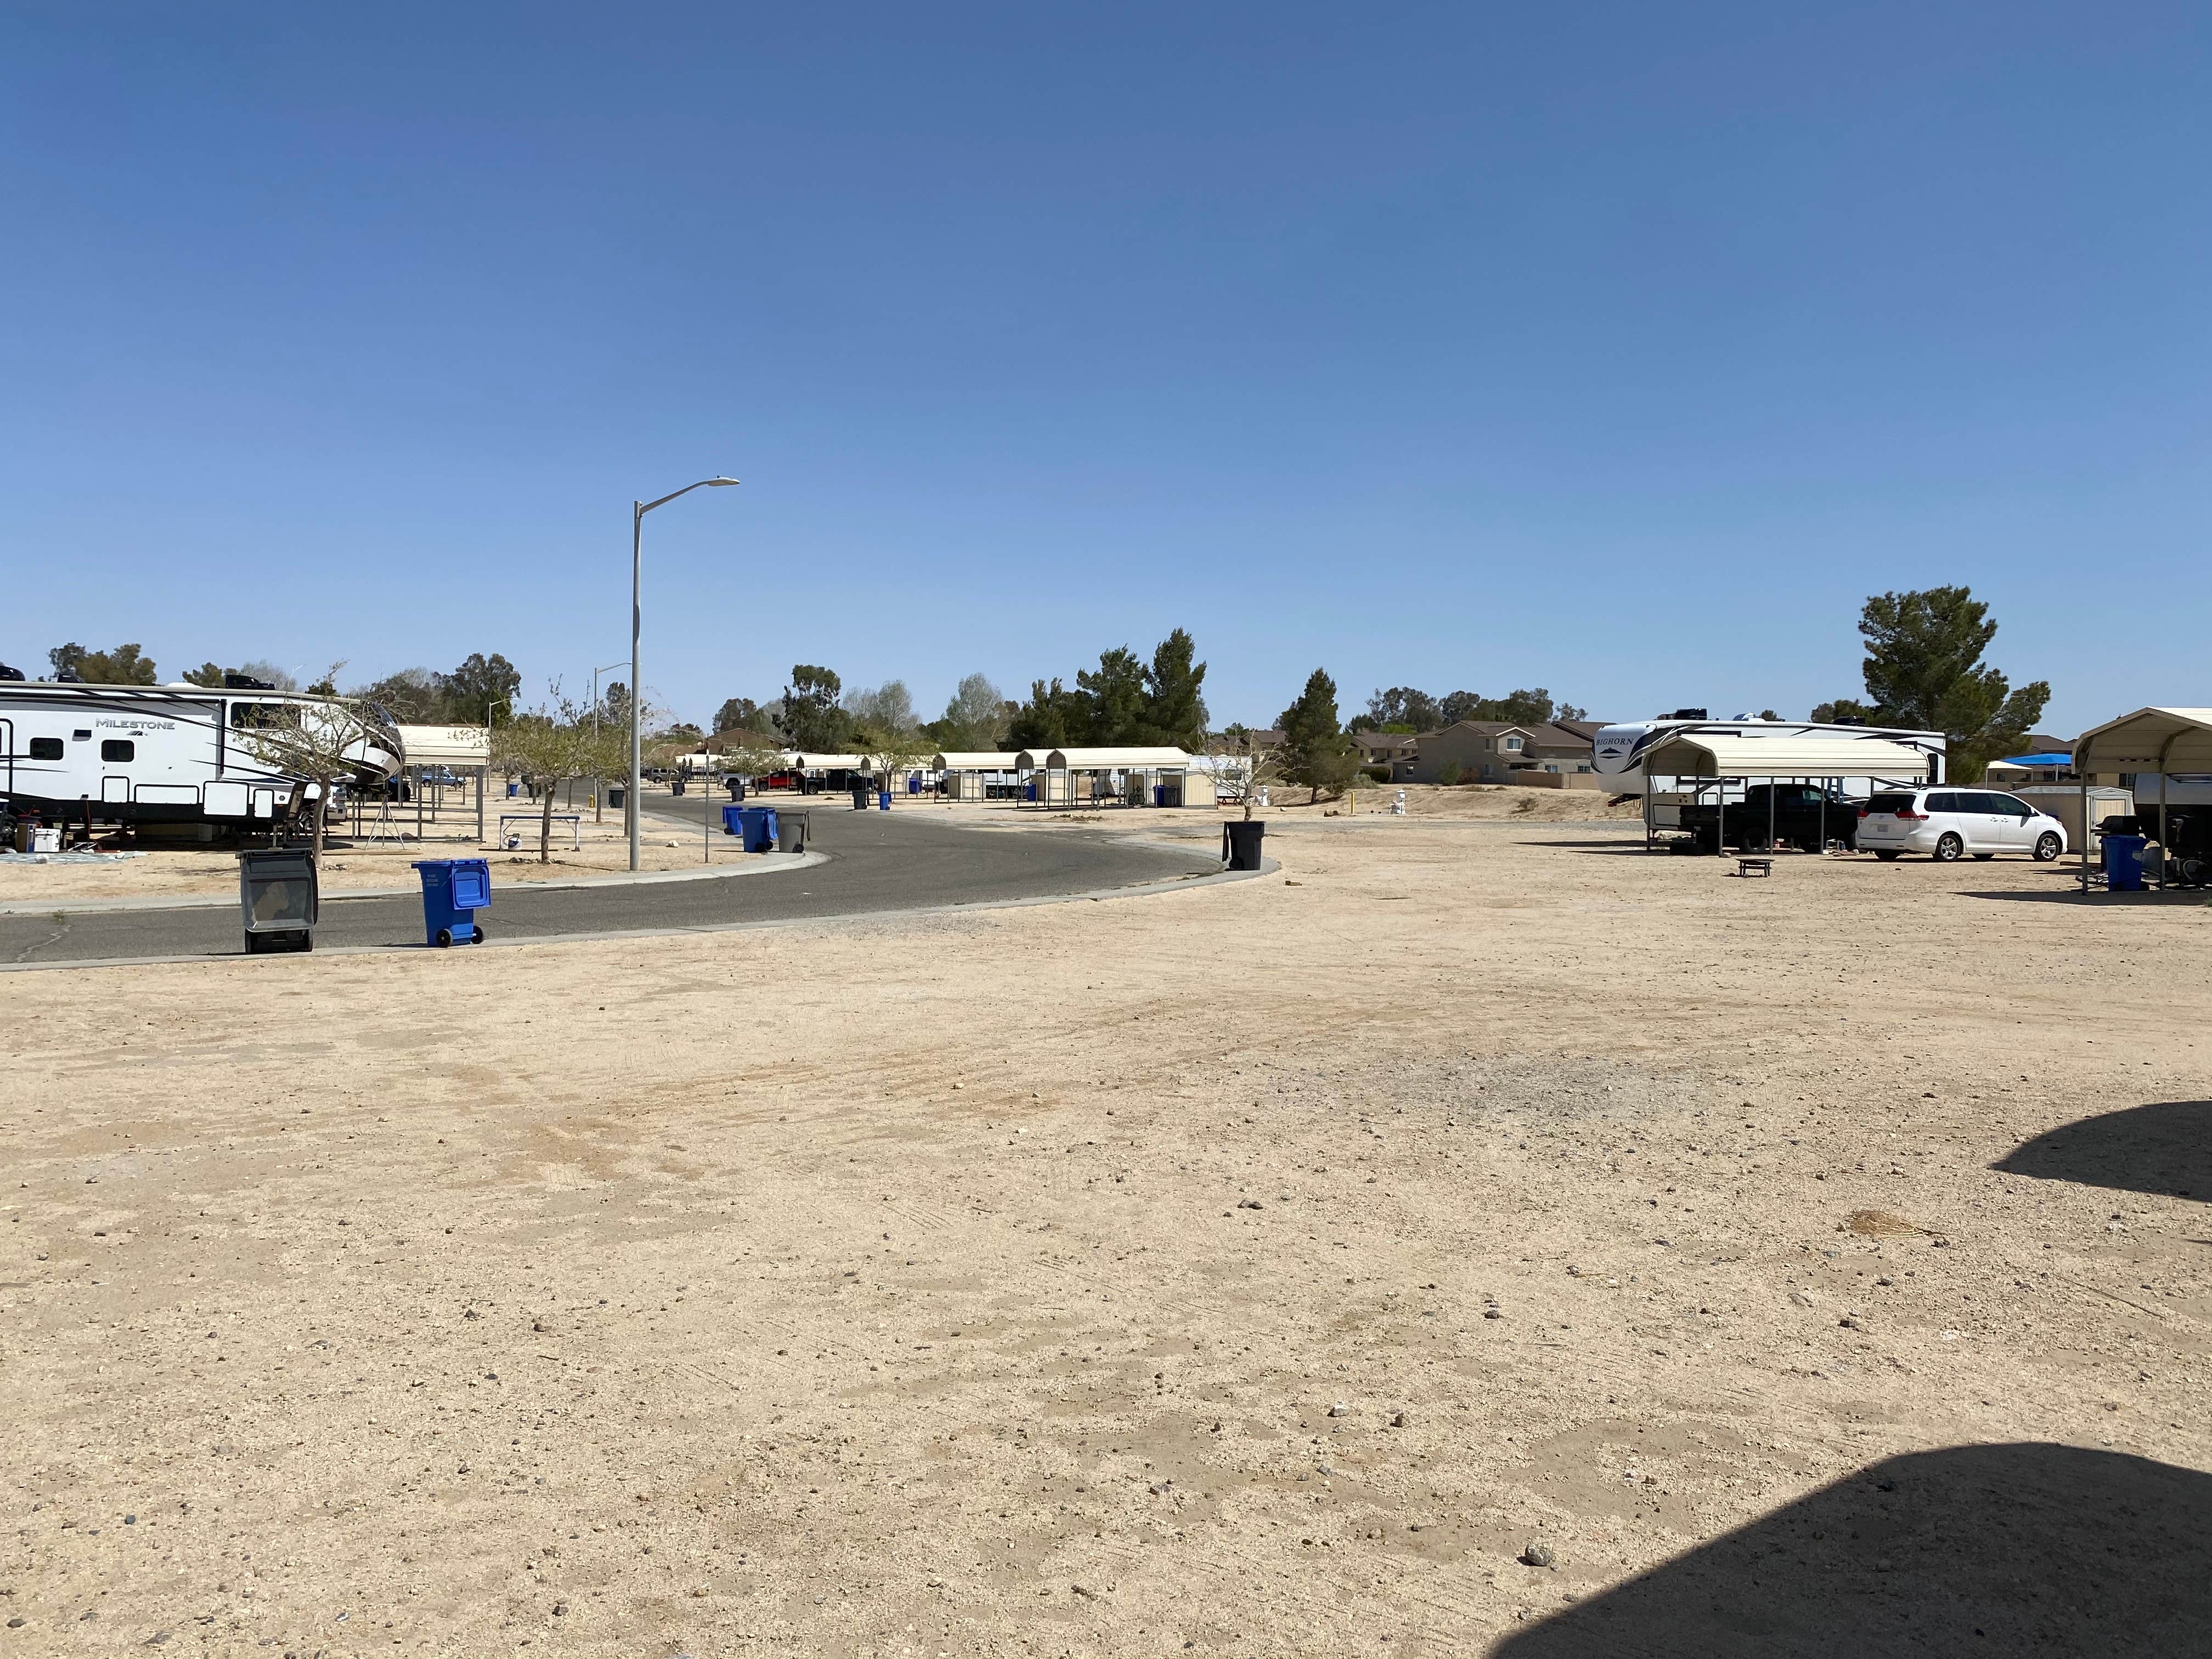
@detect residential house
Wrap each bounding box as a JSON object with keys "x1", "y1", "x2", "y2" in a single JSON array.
[
  {"x1": 1393, "y1": 720, "x2": 1599, "y2": 785},
  {"x1": 1347, "y1": 729, "x2": 1418, "y2": 770}
]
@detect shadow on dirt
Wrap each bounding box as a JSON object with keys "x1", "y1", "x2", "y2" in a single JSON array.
[
  {"x1": 1993, "y1": 1101, "x2": 2210, "y2": 1201},
  {"x1": 1491, "y1": 1443, "x2": 2212, "y2": 1658}
]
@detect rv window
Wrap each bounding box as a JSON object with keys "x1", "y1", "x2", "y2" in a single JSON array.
[
  {"x1": 101, "y1": 740, "x2": 135, "y2": 763},
  {"x1": 29, "y1": 737, "x2": 64, "y2": 760}
]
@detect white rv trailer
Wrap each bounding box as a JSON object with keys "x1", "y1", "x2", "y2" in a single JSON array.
[
  {"x1": 1591, "y1": 716, "x2": 1948, "y2": 783},
  {"x1": 0, "y1": 679, "x2": 403, "y2": 837}
]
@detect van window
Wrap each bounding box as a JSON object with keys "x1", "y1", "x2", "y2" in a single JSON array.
[
  {"x1": 101, "y1": 739, "x2": 135, "y2": 763},
  {"x1": 1865, "y1": 793, "x2": 1917, "y2": 814},
  {"x1": 28, "y1": 737, "x2": 64, "y2": 760},
  {"x1": 1927, "y1": 792, "x2": 1965, "y2": 812},
  {"x1": 1988, "y1": 793, "x2": 2032, "y2": 816}
]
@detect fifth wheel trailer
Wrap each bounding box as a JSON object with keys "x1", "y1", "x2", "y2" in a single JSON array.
[{"x1": 0, "y1": 679, "x2": 403, "y2": 840}]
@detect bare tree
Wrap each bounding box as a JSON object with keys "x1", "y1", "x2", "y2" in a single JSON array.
[
  {"x1": 1205, "y1": 725, "x2": 1283, "y2": 822},
  {"x1": 221, "y1": 662, "x2": 389, "y2": 868},
  {"x1": 493, "y1": 687, "x2": 618, "y2": 863}
]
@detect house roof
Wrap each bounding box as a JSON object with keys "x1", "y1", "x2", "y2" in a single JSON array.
[{"x1": 1414, "y1": 720, "x2": 1593, "y2": 751}]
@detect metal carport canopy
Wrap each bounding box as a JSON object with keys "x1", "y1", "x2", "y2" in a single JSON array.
[
  {"x1": 933, "y1": 752, "x2": 1024, "y2": 770},
  {"x1": 1018, "y1": 747, "x2": 1194, "y2": 770},
  {"x1": 2073, "y1": 708, "x2": 2212, "y2": 774},
  {"x1": 1638, "y1": 731, "x2": 1936, "y2": 778},
  {"x1": 394, "y1": 724, "x2": 492, "y2": 768}
]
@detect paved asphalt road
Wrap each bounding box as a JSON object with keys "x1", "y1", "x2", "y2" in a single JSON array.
[{"x1": 0, "y1": 800, "x2": 1227, "y2": 968}]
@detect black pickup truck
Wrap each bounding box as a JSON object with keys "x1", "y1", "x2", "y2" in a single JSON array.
[{"x1": 1677, "y1": 783, "x2": 1864, "y2": 853}]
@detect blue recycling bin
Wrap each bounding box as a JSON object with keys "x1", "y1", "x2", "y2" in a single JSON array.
[
  {"x1": 732, "y1": 805, "x2": 778, "y2": 851},
  {"x1": 2103, "y1": 832, "x2": 2148, "y2": 892},
  {"x1": 877, "y1": 789, "x2": 892, "y2": 810},
  {"x1": 507, "y1": 781, "x2": 519, "y2": 798},
  {"x1": 412, "y1": 857, "x2": 490, "y2": 946}
]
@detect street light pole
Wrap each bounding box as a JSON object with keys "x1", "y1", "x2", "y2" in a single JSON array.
[
  {"x1": 592, "y1": 659, "x2": 625, "y2": 825},
  {"x1": 629, "y1": 477, "x2": 740, "y2": 871}
]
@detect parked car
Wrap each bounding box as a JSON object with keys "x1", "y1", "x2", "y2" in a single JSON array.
[
  {"x1": 417, "y1": 766, "x2": 464, "y2": 788},
  {"x1": 1678, "y1": 783, "x2": 1865, "y2": 853},
  {"x1": 1857, "y1": 788, "x2": 2067, "y2": 862}
]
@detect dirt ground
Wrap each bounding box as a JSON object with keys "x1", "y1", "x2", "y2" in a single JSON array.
[{"x1": 4, "y1": 820, "x2": 2208, "y2": 1655}]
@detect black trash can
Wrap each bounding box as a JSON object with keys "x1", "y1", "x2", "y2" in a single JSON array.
[
  {"x1": 778, "y1": 811, "x2": 808, "y2": 854},
  {"x1": 1223, "y1": 820, "x2": 1266, "y2": 871},
  {"x1": 727, "y1": 777, "x2": 745, "y2": 802},
  {"x1": 607, "y1": 785, "x2": 626, "y2": 810},
  {"x1": 239, "y1": 847, "x2": 319, "y2": 953},
  {"x1": 851, "y1": 783, "x2": 872, "y2": 811}
]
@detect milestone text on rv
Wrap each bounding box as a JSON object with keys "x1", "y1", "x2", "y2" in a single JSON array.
[{"x1": 0, "y1": 678, "x2": 403, "y2": 839}]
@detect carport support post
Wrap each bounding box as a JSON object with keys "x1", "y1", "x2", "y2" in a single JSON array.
[
  {"x1": 476, "y1": 766, "x2": 485, "y2": 844},
  {"x1": 2078, "y1": 761, "x2": 2091, "y2": 892}
]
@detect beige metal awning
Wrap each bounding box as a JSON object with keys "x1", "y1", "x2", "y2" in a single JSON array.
[
  {"x1": 2073, "y1": 708, "x2": 2212, "y2": 775},
  {"x1": 1017, "y1": 747, "x2": 1194, "y2": 770},
  {"x1": 395, "y1": 724, "x2": 492, "y2": 768},
  {"x1": 1639, "y1": 731, "x2": 1936, "y2": 780},
  {"x1": 933, "y1": 752, "x2": 1024, "y2": 770}
]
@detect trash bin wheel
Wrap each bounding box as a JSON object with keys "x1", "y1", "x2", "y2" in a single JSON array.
[
  {"x1": 436, "y1": 928, "x2": 454, "y2": 948},
  {"x1": 471, "y1": 925, "x2": 487, "y2": 943}
]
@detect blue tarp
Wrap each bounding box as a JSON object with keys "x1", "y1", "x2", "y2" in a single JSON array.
[{"x1": 1999, "y1": 753, "x2": 2075, "y2": 767}]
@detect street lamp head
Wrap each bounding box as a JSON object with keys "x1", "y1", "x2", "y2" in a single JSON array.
[{"x1": 707, "y1": 476, "x2": 741, "y2": 487}]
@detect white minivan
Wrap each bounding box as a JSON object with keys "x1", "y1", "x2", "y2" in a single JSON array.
[{"x1": 1857, "y1": 788, "x2": 2068, "y2": 862}]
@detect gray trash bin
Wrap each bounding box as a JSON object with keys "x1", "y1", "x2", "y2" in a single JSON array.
[
  {"x1": 239, "y1": 847, "x2": 318, "y2": 953},
  {"x1": 778, "y1": 811, "x2": 808, "y2": 854}
]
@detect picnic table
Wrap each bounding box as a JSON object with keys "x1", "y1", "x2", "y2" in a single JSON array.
[{"x1": 499, "y1": 813, "x2": 582, "y2": 851}]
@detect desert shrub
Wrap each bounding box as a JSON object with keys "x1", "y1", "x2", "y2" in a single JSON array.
[
  {"x1": 1363, "y1": 764, "x2": 1391, "y2": 784},
  {"x1": 1436, "y1": 761, "x2": 1465, "y2": 786}
]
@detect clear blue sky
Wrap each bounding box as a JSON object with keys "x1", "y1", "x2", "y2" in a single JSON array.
[{"x1": 3, "y1": 3, "x2": 2205, "y2": 733}]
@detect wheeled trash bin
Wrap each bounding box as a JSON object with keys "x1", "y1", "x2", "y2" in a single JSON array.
[
  {"x1": 412, "y1": 857, "x2": 490, "y2": 946},
  {"x1": 239, "y1": 847, "x2": 318, "y2": 954},
  {"x1": 1222, "y1": 820, "x2": 1267, "y2": 871},
  {"x1": 733, "y1": 805, "x2": 779, "y2": 851},
  {"x1": 777, "y1": 811, "x2": 808, "y2": 853}
]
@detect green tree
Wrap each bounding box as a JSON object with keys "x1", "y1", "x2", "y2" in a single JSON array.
[
  {"x1": 1077, "y1": 647, "x2": 1147, "y2": 745},
  {"x1": 714, "y1": 696, "x2": 765, "y2": 735},
  {"x1": 1365, "y1": 686, "x2": 1442, "y2": 731},
  {"x1": 49, "y1": 642, "x2": 158, "y2": 685},
  {"x1": 1852, "y1": 586, "x2": 2050, "y2": 782},
  {"x1": 1008, "y1": 677, "x2": 1090, "y2": 750},
  {"x1": 1137, "y1": 629, "x2": 1209, "y2": 749},
  {"x1": 1278, "y1": 668, "x2": 1357, "y2": 802},
  {"x1": 937, "y1": 672, "x2": 1012, "y2": 751},
  {"x1": 444, "y1": 652, "x2": 521, "y2": 724},
  {"x1": 181, "y1": 662, "x2": 227, "y2": 687},
  {"x1": 1811, "y1": 698, "x2": 1875, "y2": 724},
  {"x1": 352, "y1": 667, "x2": 446, "y2": 723},
  {"x1": 777, "y1": 665, "x2": 850, "y2": 751}
]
